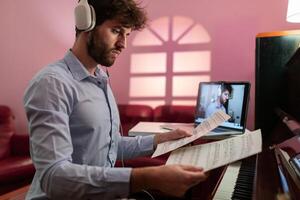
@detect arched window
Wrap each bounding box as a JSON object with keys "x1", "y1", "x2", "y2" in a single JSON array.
[{"x1": 129, "y1": 16, "x2": 211, "y2": 107}]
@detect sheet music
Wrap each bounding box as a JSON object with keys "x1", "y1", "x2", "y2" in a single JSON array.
[
  {"x1": 166, "y1": 129, "x2": 262, "y2": 172},
  {"x1": 152, "y1": 110, "x2": 230, "y2": 158}
]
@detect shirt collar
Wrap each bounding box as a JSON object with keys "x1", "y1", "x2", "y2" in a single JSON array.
[{"x1": 63, "y1": 50, "x2": 108, "y2": 81}]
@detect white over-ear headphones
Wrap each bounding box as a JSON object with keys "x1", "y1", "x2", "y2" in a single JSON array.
[{"x1": 74, "y1": 0, "x2": 96, "y2": 31}]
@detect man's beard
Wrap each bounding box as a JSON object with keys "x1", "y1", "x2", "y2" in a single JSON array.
[
  {"x1": 220, "y1": 97, "x2": 226, "y2": 105},
  {"x1": 87, "y1": 32, "x2": 115, "y2": 67}
]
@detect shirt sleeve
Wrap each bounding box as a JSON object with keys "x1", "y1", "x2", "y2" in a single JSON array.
[
  {"x1": 117, "y1": 135, "x2": 155, "y2": 160},
  {"x1": 205, "y1": 103, "x2": 215, "y2": 118},
  {"x1": 24, "y1": 74, "x2": 132, "y2": 199}
]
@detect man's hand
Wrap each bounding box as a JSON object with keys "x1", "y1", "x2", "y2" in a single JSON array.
[
  {"x1": 131, "y1": 165, "x2": 207, "y2": 197},
  {"x1": 154, "y1": 129, "x2": 192, "y2": 147}
]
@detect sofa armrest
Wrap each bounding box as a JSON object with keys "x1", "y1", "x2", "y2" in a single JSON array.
[{"x1": 11, "y1": 134, "x2": 30, "y2": 156}]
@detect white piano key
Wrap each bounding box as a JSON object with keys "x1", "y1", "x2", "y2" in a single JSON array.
[{"x1": 213, "y1": 161, "x2": 241, "y2": 200}]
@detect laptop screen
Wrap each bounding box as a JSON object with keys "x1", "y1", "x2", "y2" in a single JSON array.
[{"x1": 195, "y1": 82, "x2": 250, "y2": 131}]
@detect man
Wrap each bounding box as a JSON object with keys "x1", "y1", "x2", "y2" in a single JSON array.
[
  {"x1": 23, "y1": 0, "x2": 206, "y2": 199},
  {"x1": 205, "y1": 83, "x2": 233, "y2": 118}
]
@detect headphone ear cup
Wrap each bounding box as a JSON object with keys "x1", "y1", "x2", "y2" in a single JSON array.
[{"x1": 74, "y1": 0, "x2": 96, "y2": 31}]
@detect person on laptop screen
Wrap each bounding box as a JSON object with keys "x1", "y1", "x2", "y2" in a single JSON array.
[
  {"x1": 205, "y1": 83, "x2": 233, "y2": 118},
  {"x1": 195, "y1": 81, "x2": 250, "y2": 135}
]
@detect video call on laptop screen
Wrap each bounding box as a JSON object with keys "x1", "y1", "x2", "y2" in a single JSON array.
[{"x1": 194, "y1": 82, "x2": 250, "y2": 130}]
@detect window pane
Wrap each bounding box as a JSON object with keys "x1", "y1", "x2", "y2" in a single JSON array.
[
  {"x1": 149, "y1": 17, "x2": 169, "y2": 42},
  {"x1": 131, "y1": 53, "x2": 167, "y2": 73},
  {"x1": 172, "y1": 16, "x2": 193, "y2": 41},
  {"x1": 173, "y1": 51, "x2": 211, "y2": 72},
  {"x1": 178, "y1": 24, "x2": 211, "y2": 44},
  {"x1": 130, "y1": 76, "x2": 166, "y2": 97},
  {"x1": 172, "y1": 75, "x2": 210, "y2": 97},
  {"x1": 132, "y1": 28, "x2": 163, "y2": 46}
]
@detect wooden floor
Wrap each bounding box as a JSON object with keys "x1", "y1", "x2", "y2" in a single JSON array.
[{"x1": 0, "y1": 185, "x2": 29, "y2": 200}]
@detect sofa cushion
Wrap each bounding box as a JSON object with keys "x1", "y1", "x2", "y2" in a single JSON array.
[
  {"x1": 154, "y1": 105, "x2": 195, "y2": 123},
  {"x1": 118, "y1": 104, "x2": 153, "y2": 135},
  {"x1": 0, "y1": 156, "x2": 35, "y2": 183}
]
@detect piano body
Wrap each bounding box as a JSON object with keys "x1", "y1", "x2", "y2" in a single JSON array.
[
  {"x1": 187, "y1": 30, "x2": 300, "y2": 200},
  {"x1": 254, "y1": 30, "x2": 300, "y2": 200}
]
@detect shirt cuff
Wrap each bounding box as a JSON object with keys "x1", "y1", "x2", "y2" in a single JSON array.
[
  {"x1": 141, "y1": 134, "x2": 155, "y2": 152},
  {"x1": 104, "y1": 167, "x2": 132, "y2": 198}
]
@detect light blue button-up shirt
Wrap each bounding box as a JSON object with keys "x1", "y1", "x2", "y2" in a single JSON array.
[{"x1": 23, "y1": 51, "x2": 155, "y2": 200}]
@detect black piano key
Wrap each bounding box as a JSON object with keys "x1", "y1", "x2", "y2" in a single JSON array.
[
  {"x1": 234, "y1": 184, "x2": 253, "y2": 191},
  {"x1": 232, "y1": 189, "x2": 252, "y2": 197},
  {"x1": 235, "y1": 185, "x2": 252, "y2": 191},
  {"x1": 232, "y1": 192, "x2": 251, "y2": 200},
  {"x1": 233, "y1": 189, "x2": 252, "y2": 196},
  {"x1": 231, "y1": 156, "x2": 256, "y2": 199}
]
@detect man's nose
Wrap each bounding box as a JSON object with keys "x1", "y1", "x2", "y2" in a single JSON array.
[{"x1": 117, "y1": 35, "x2": 126, "y2": 49}]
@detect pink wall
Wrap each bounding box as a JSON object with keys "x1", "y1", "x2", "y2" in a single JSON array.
[{"x1": 0, "y1": 0, "x2": 298, "y2": 134}]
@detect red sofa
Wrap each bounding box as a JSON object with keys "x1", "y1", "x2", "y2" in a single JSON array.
[
  {"x1": 0, "y1": 106, "x2": 35, "y2": 195},
  {"x1": 118, "y1": 104, "x2": 196, "y2": 135}
]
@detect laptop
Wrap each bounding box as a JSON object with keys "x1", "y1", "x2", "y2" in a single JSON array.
[
  {"x1": 194, "y1": 81, "x2": 250, "y2": 136},
  {"x1": 129, "y1": 81, "x2": 250, "y2": 137}
]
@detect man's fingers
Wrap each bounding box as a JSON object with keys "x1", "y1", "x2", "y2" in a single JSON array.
[
  {"x1": 180, "y1": 165, "x2": 204, "y2": 172},
  {"x1": 175, "y1": 129, "x2": 192, "y2": 137},
  {"x1": 179, "y1": 165, "x2": 208, "y2": 183}
]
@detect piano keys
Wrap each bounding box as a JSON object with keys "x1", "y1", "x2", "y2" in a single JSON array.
[{"x1": 213, "y1": 156, "x2": 256, "y2": 200}]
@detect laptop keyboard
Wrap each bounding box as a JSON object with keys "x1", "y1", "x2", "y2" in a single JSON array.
[{"x1": 212, "y1": 127, "x2": 230, "y2": 133}]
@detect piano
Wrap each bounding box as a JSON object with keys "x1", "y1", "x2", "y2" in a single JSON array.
[
  {"x1": 187, "y1": 155, "x2": 257, "y2": 200},
  {"x1": 211, "y1": 125, "x2": 300, "y2": 200},
  {"x1": 186, "y1": 126, "x2": 298, "y2": 200}
]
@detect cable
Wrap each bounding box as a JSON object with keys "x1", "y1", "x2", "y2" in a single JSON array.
[
  {"x1": 141, "y1": 189, "x2": 155, "y2": 200},
  {"x1": 105, "y1": 67, "x2": 110, "y2": 78},
  {"x1": 119, "y1": 124, "x2": 125, "y2": 168}
]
